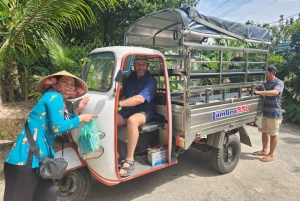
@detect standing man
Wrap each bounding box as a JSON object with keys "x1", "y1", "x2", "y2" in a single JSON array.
[
  {"x1": 253, "y1": 65, "x2": 284, "y2": 162},
  {"x1": 117, "y1": 56, "x2": 157, "y2": 177}
]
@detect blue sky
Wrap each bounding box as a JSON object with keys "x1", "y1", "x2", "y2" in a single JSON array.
[{"x1": 195, "y1": 0, "x2": 300, "y2": 24}]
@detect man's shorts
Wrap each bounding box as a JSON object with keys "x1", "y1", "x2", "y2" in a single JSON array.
[
  {"x1": 258, "y1": 117, "x2": 282, "y2": 136},
  {"x1": 118, "y1": 110, "x2": 153, "y2": 123}
]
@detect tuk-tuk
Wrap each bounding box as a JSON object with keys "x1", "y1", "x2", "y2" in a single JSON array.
[{"x1": 55, "y1": 7, "x2": 270, "y2": 201}]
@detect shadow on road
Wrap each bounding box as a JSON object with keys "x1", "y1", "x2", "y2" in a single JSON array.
[
  {"x1": 86, "y1": 149, "x2": 222, "y2": 201},
  {"x1": 240, "y1": 152, "x2": 260, "y2": 161}
]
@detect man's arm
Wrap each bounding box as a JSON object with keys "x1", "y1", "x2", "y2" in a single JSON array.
[
  {"x1": 254, "y1": 89, "x2": 279, "y2": 96},
  {"x1": 119, "y1": 95, "x2": 145, "y2": 107},
  {"x1": 254, "y1": 80, "x2": 284, "y2": 97},
  {"x1": 119, "y1": 74, "x2": 156, "y2": 107}
]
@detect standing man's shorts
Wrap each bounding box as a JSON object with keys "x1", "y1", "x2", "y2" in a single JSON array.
[{"x1": 258, "y1": 117, "x2": 282, "y2": 136}]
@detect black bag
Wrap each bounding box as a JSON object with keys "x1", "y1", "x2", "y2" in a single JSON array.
[
  {"x1": 25, "y1": 122, "x2": 68, "y2": 180},
  {"x1": 38, "y1": 157, "x2": 68, "y2": 180}
]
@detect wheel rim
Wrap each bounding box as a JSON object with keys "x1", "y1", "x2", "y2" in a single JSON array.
[
  {"x1": 224, "y1": 144, "x2": 235, "y2": 164},
  {"x1": 55, "y1": 172, "x2": 82, "y2": 200}
]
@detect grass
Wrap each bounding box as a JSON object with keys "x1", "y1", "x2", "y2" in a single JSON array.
[{"x1": 0, "y1": 118, "x2": 26, "y2": 141}]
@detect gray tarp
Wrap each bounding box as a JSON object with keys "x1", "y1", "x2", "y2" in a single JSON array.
[{"x1": 123, "y1": 7, "x2": 270, "y2": 47}]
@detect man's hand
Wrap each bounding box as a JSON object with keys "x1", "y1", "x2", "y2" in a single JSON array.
[
  {"x1": 242, "y1": 88, "x2": 251, "y2": 92},
  {"x1": 254, "y1": 89, "x2": 260, "y2": 95}
]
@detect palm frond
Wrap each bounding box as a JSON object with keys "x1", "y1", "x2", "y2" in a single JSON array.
[
  {"x1": 0, "y1": 0, "x2": 120, "y2": 63},
  {"x1": 0, "y1": 0, "x2": 10, "y2": 21}
]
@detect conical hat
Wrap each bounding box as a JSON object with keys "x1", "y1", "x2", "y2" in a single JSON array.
[{"x1": 37, "y1": 70, "x2": 88, "y2": 98}]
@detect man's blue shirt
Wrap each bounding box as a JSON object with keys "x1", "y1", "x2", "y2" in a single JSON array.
[
  {"x1": 122, "y1": 71, "x2": 157, "y2": 114},
  {"x1": 262, "y1": 77, "x2": 284, "y2": 118}
]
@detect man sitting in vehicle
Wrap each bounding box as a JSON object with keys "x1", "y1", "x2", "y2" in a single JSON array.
[{"x1": 117, "y1": 56, "x2": 157, "y2": 177}]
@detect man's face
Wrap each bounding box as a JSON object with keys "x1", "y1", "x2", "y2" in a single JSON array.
[
  {"x1": 266, "y1": 70, "x2": 274, "y2": 82},
  {"x1": 134, "y1": 61, "x2": 148, "y2": 76}
]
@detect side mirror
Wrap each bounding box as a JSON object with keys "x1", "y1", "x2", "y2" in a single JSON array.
[{"x1": 114, "y1": 70, "x2": 123, "y2": 83}]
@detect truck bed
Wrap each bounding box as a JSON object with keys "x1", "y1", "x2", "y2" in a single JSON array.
[
  {"x1": 171, "y1": 92, "x2": 251, "y2": 105},
  {"x1": 164, "y1": 91, "x2": 263, "y2": 149}
]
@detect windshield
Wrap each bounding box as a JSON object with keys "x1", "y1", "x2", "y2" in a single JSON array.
[{"x1": 83, "y1": 52, "x2": 115, "y2": 91}]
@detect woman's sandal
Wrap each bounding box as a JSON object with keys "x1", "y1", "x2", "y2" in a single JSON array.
[{"x1": 119, "y1": 159, "x2": 135, "y2": 177}]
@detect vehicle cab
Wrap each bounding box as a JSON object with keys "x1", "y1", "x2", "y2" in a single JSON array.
[{"x1": 66, "y1": 46, "x2": 174, "y2": 185}]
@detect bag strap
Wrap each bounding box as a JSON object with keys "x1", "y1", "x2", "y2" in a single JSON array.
[
  {"x1": 62, "y1": 133, "x2": 64, "y2": 157},
  {"x1": 25, "y1": 122, "x2": 64, "y2": 158},
  {"x1": 25, "y1": 122, "x2": 41, "y2": 158}
]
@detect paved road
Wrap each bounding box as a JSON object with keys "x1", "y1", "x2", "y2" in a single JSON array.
[{"x1": 1, "y1": 122, "x2": 299, "y2": 201}]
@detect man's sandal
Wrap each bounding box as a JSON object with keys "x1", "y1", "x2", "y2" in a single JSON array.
[{"x1": 119, "y1": 159, "x2": 135, "y2": 177}]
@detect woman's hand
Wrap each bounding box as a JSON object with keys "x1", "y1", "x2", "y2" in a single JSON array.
[
  {"x1": 75, "y1": 96, "x2": 90, "y2": 114},
  {"x1": 79, "y1": 114, "x2": 98, "y2": 123}
]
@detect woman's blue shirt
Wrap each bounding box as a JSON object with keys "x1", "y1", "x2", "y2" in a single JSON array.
[{"x1": 5, "y1": 91, "x2": 80, "y2": 168}]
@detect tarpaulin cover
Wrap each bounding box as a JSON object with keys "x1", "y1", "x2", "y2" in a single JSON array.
[{"x1": 123, "y1": 7, "x2": 270, "y2": 47}]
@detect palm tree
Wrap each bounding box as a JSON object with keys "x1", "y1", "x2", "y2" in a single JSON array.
[{"x1": 0, "y1": 0, "x2": 119, "y2": 102}]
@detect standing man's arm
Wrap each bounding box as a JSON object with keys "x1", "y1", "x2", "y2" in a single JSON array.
[
  {"x1": 254, "y1": 90, "x2": 279, "y2": 96},
  {"x1": 254, "y1": 80, "x2": 284, "y2": 97}
]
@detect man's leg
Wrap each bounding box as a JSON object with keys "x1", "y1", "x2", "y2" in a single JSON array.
[
  {"x1": 117, "y1": 114, "x2": 127, "y2": 126},
  {"x1": 120, "y1": 113, "x2": 146, "y2": 175},
  {"x1": 268, "y1": 135, "x2": 277, "y2": 157},
  {"x1": 117, "y1": 114, "x2": 127, "y2": 160},
  {"x1": 262, "y1": 132, "x2": 269, "y2": 153},
  {"x1": 260, "y1": 117, "x2": 281, "y2": 162},
  {"x1": 260, "y1": 135, "x2": 276, "y2": 162},
  {"x1": 253, "y1": 117, "x2": 269, "y2": 156}
]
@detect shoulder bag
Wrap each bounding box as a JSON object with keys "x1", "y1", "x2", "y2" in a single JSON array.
[{"x1": 25, "y1": 122, "x2": 68, "y2": 180}]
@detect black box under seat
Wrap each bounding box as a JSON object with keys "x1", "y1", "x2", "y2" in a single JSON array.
[{"x1": 117, "y1": 131, "x2": 159, "y2": 159}]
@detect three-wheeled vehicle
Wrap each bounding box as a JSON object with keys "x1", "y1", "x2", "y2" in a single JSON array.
[{"x1": 54, "y1": 7, "x2": 271, "y2": 201}]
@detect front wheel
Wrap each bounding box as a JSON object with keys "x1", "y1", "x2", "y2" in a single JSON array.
[
  {"x1": 56, "y1": 167, "x2": 92, "y2": 201},
  {"x1": 210, "y1": 134, "x2": 241, "y2": 174}
]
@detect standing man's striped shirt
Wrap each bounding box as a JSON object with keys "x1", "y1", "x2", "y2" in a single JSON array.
[{"x1": 262, "y1": 77, "x2": 284, "y2": 118}]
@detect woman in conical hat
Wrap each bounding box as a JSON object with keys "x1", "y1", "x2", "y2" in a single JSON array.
[{"x1": 3, "y1": 70, "x2": 97, "y2": 201}]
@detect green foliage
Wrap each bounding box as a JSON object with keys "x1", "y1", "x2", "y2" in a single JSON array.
[
  {"x1": 63, "y1": 0, "x2": 200, "y2": 45},
  {"x1": 0, "y1": 0, "x2": 120, "y2": 70},
  {"x1": 282, "y1": 22, "x2": 300, "y2": 101},
  {"x1": 247, "y1": 15, "x2": 300, "y2": 123},
  {"x1": 282, "y1": 101, "x2": 300, "y2": 123}
]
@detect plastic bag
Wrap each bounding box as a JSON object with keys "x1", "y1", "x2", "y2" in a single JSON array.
[{"x1": 78, "y1": 119, "x2": 100, "y2": 155}]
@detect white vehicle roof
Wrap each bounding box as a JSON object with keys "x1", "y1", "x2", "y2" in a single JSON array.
[{"x1": 89, "y1": 46, "x2": 165, "y2": 59}]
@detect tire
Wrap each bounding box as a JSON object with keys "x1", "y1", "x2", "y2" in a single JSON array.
[
  {"x1": 210, "y1": 134, "x2": 241, "y2": 174},
  {"x1": 56, "y1": 167, "x2": 92, "y2": 201}
]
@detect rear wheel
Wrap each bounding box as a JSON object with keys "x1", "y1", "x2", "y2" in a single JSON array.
[
  {"x1": 56, "y1": 167, "x2": 92, "y2": 201},
  {"x1": 210, "y1": 134, "x2": 241, "y2": 174}
]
